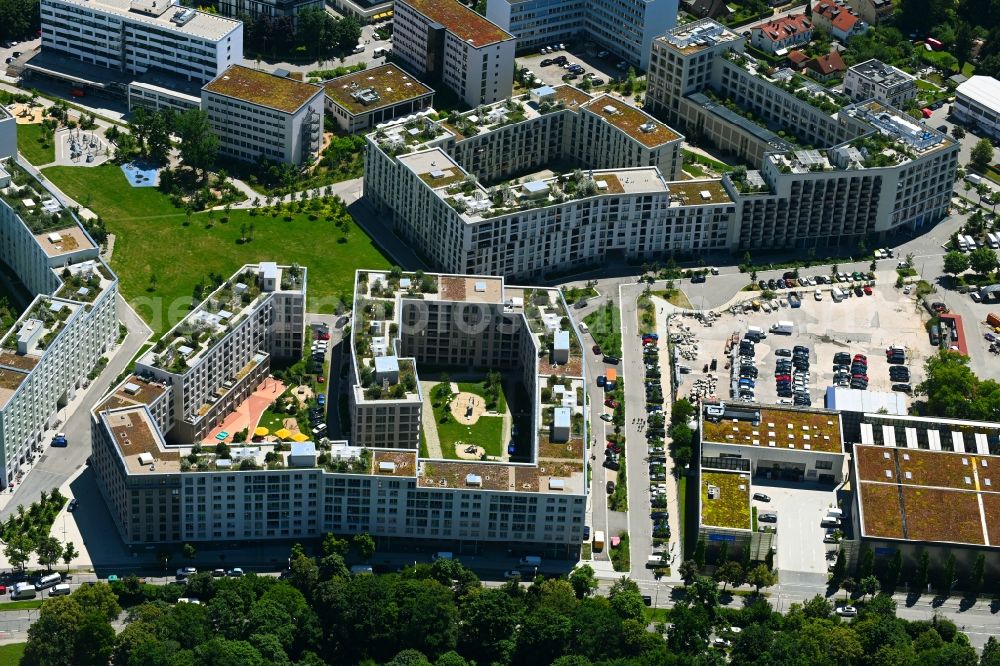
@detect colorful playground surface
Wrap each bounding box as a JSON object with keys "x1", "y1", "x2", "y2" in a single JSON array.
[
  {"x1": 203, "y1": 377, "x2": 286, "y2": 445},
  {"x1": 121, "y1": 161, "x2": 160, "y2": 187}
]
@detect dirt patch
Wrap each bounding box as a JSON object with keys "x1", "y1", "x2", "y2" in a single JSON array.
[
  {"x1": 539, "y1": 355, "x2": 583, "y2": 377},
  {"x1": 449, "y1": 391, "x2": 486, "y2": 424},
  {"x1": 455, "y1": 444, "x2": 485, "y2": 459},
  {"x1": 292, "y1": 384, "x2": 314, "y2": 407},
  {"x1": 11, "y1": 104, "x2": 44, "y2": 124},
  {"x1": 283, "y1": 417, "x2": 301, "y2": 433}
]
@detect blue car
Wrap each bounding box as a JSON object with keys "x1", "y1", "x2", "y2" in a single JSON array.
[{"x1": 508, "y1": 442, "x2": 516, "y2": 455}]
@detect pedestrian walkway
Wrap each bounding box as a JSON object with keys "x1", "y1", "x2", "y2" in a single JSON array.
[{"x1": 419, "y1": 380, "x2": 444, "y2": 459}]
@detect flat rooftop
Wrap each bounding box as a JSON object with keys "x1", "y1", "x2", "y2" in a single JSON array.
[
  {"x1": 400, "y1": 0, "x2": 513, "y2": 48},
  {"x1": 104, "y1": 407, "x2": 182, "y2": 475},
  {"x1": 96, "y1": 374, "x2": 169, "y2": 413},
  {"x1": 583, "y1": 95, "x2": 680, "y2": 148},
  {"x1": 844, "y1": 100, "x2": 952, "y2": 156},
  {"x1": 660, "y1": 18, "x2": 741, "y2": 54},
  {"x1": 668, "y1": 179, "x2": 732, "y2": 206},
  {"x1": 0, "y1": 367, "x2": 28, "y2": 409},
  {"x1": 49, "y1": 0, "x2": 240, "y2": 41},
  {"x1": 855, "y1": 445, "x2": 1000, "y2": 546},
  {"x1": 439, "y1": 275, "x2": 504, "y2": 304},
  {"x1": 204, "y1": 66, "x2": 323, "y2": 114},
  {"x1": 324, "y1": 64, "x2": 433, "y2": 115},
  {"x1": 701, "y1": 469, "x2": 752, "y2": 530},
  {"x1": 702, "y1": 402, "x2": 844, "y2": 454},
  {"x1": 851, "y1": 59, "x2": 914, "y2": 87},
  {"x1": 33, "y1": 225, "x2": 95, "y2": 258}
]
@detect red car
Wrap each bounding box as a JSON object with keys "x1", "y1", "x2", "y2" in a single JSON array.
[
  {"x1": 317, "y1": 376, "x2": 325, "y2": 383},
  {"x1": 853, "y1": 354, "x2": 867, "y2": 363},
  {"x1": 604, "y1": 398, "x2": 619, "y2": 408},
  {"x1": 775, "y1": 374, "x2": 791, "y2": 382},
  {"x1": 318, "y1": 332, "x2": 331, "y2": 341},
  {"x1": 593, "y1": 344, "x2": 602, "y2": 355},
  {"x1": 863, "y1": 286, "x2": 873, "y2": 295},
  {"x1": 852, "y1": 374, "x2": 868, "y2": 381}
]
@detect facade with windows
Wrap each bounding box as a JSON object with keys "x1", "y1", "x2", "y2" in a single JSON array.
[
  {"x1": 215, "y1": 0, "x2": 324, "y2": 28},
  {"x1": 323, "y1": 64, "x2": 435, "y2": 134},
  {"x1": 953, "y1": 76, "x2": 1000, "y2": 142},
  {"x1": 39, "y1": 0, "x2": 242, "y2": 85},
  {"x1": 0, "y1": 158, "x2": 119, "y2": 486},
  {"x1": 393, "y1": 0, "x2": 516, "y2": 107},
  {"x1": 485, "y1": 0, "x2": 677, "y2": 70},
  {"x1": 844, "y1": 59, "x2": 917, "y2": 109},
  {"x1": 203, "y1": 65, "x2": 325, "y2": 165}
]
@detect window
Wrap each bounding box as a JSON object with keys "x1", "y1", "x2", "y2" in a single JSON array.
[{"x1": 815, "y1": 460, "x2": 833, "y2": 470}]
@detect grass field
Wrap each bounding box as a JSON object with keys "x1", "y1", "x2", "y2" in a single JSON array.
[
  {"x1": 43, "y1": 164, "x2": 391, "y2": 335},
  {"x1": 456, "y1": 380, "x2": 507, "y2": 414},
  {"x1": 584, "y1": 302, "x2": 622, "y2": 358},
  {"x1": 17, "y1": 124, "x2": 54, "y2": 166},
  {"x1": 611, "y1": 531, "x2": 630, "y2": 572},
  {"x1": 0, "y1": 599, "x2": 44, "y2": 611},
  {"x1": 431, "y1": 382, "x2": 505, "y2": 458},
  {"x1": 0, "y1": 642, "x2": 25, "y2": 664}
]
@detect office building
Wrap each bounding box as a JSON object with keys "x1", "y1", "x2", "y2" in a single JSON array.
[
  {"x1": 203, "y1": 65, "x2": 325, "y2": 164},
  {"x1": 844, "y1": 59, "x2": 917, "y2": 109},
  {"x1": 0, "y1": 157, "x2": 119, "y2": 486},
  {"x1": 854, "y1": 412, "x2": 1000, "y2": 581},
  {"x1": 37, "y1": 0, "x2": 242, "y2": 107},
  {"x1": 953, "y1": 75, "x2": 1000, "y2": 142},
  {"x1": 92, "y1": 269, "x2": 588, "y2": 554},
  {"x1": 393, "y1": 0, "x2": 516, "y2": 107},
  {"x1": 215, "y1": 0, "x2": 324, "y2": 28},
  {"x1": 751, "y1": 14, "x2": 813, "y2": 55},
  {"x1": 811, "y1": 0, "x2": 867, "y2": 43},
  {"x1": 324, "y1": 64, "x2": 434, "y2": 134},
  {"x1": 364, "y1": 85, "x2": 736, "y2": 279},
  {"x1": 645, "y1": 19, "x2": 959, "y2": 249},
  {"x1": 485, "y1": 0, "x2": 677, "y2": 70}
]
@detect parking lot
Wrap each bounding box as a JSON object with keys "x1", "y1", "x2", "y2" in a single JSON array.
[
  {"x1": 673, "y1": 274, "x2": 934, "y2": 407},
  {"x1": 516, "y1": 45, "x2": 632, "y2": 90},
  {"x1": 755, "y1": 482, "x2": 840, "y2": 575}
]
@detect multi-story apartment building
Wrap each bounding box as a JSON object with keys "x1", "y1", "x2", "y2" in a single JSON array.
[
  {"x1": 215, "y1": 0, "x2": 323, "y2": 28},
  {"x1": 92, "y1": 269, "x2": 588, "y2": 555},
  {"x1": 323, "y1": 64, "x2": 435, "y2": 134},
  {"x1": 202, "y1": 65, "x2": 324, "y2": 165},
  {"x1": 0, "y1": 157, "x2": 119, "y2": 487},
  {"x1": 750, "y1": 14, "x2": 812, "y2": 54},
  {"x1": 485, "y1": 0, "x2": 677, "y2": 70},
  {"x1": 953, "y1": 76, "x2": 1000, "y2": 142},
  {"x1": 844, "y1": 59, "x2": 917, "y2": 109},
  {"x1": 364, "y1": 85, "x2": 732, "y2": 278},
  {"x1": 130, "y1": 262, "x2": 305, "y2": 444},
  {"x1": 393, "y1": 0, "x2": 516, "y2": 107},
  {"x1": 38, "y1": 0, "x2": 242, "y2": 107},
  {"x1": 646, "y1": 19, "x2": 959, "y2": 249}
]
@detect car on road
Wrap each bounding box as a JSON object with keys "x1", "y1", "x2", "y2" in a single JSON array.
[
  {"x1": 176, "y1": 567, "x2": 197, "y2": 579},
  {"x1": 504, "y1": 570, "x2": 521, "y2": 580},
  {"x1": 836, "y1": 606, "x2": 858, "y2": 617},
  {"x1": 691, "y1": 274, "x2": 706, "y2": 283},
  {"x1": 814, "y1": 289, "x2": 822, "y2": 301},
  {"x1": 227, "y1": 568, "x2": 244, "y2": 577},
  {"x1": 68, "y1": 498, "x2": 78, "y2": 511},
  {"x1": 752, "y1": 493, "x2": 770, "y2": 502},
  {"x1": 600, "y1": 413, "x2": 613, "y2": 422},
  {"x1": 606, "y1": 480, "x2": 615, "y2": 494},
  {"x1": 758, "y1": 512, "x2": 777, "y2": 523},
  {"x1": 212, "y1": 569, "x2": 226, "y2": 577},
  {"x1": 592, "y1": 344, "x2": 602, "y2": 355}
]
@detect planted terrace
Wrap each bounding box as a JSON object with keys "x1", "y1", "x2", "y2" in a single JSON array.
[{"x1": 701, "y1": 470, "x2": 751, "y2": 530}]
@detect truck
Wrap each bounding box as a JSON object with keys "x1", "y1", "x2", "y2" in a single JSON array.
[
  {"x1": 770, "y1": 321, "x2": 794, "y2": 335},
  {"x1": 592, "y1": 530, "x2": 606, "y2": 552},
  {"x1": 51, "y1": 432, "x2": 67, "y2": 447},
  {"x1": 831, "y1": 287, "x2": 845, "y2": 303},
  {"x1": 12, "y1": 583, "x2": 36, "y2": 600},
  {"x1": 966, "y1": 173, "x2": 984, "y2": 186},
  {"x1": 605, "y1": 368, "x2": 617, "y2": 390}
]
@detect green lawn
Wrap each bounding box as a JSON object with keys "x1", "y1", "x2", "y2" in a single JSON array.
[
  {"x1": 610, "y1": 532, "x2": 630, "y2": 572},
  {"x1": 0, "y1": 599, "x2": 44, "y2": 611},
  {"x1": 678, "y1": 476, "x2": 687, "y2": 550},
  {"x1": 456, "y1": 380, "x2": 507, "y2": 414},
  {"x1": 17, "y1": 124, "x2": 55, "y2": 166},
  {"x1": 42, "y1": 164, "x2": 392, "y2": 335},
  {"x1": 431, "y1": 383, "x2": 505, "y2": 458},
  {"x1": 584, "y1": 302, "x2": 622, "y2": 358},
  {"x1": 0, "y1": 642, "x2": 25, "y2": 664}
]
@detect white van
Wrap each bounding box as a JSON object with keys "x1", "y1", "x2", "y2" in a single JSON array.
[
  {"x1": 578, "y1": 322, "x2": 589, "y2": 334},
  {"x1": 49, "y1": 583, "x2": 71, "y2": 596},
  {"x1": 967, "y1": 173, "x2": 984, "y2": 186},
  {"x1": 373, "y1": 47, "x2": 387, "y2": 58},
  {"x1": 826, "y1": 507, "x2": 843, "y2": 518},
  {"x1": 35, "y1": 573, "x2": 61, "y2": 590},
  {"x1": 353, "y1": 43, "x2": 365, "y2": 54},
  {"x1": 12, "y1": 583, "x2": 36, "y2": 600}
]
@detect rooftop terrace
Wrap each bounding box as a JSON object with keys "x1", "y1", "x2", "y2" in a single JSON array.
[
  {"x1": 55, "y1": 0, "x2": 240, "y2": 41},
  {"x1": 33, "y1": 225, "x2": 95, "y2": 258},
  {"x1": 668, "y1": 179, "x2": 732, "y2": 206},
  {"x1": 205, "y1": 66, "x2": 323, "y2": 113},
  {"x1": 582, "y1": 96, "x2": 680, "y2": 148},
  {"x1": 324, "y1": 64, "x2": 433, "y2": 115},
  {"x1": 96, "y1": 374, "x2": 169, "y2": 414},
  {"x1": 702, "y1": 402, "x2": 844, "y2": 453},
  {"x1": 660, "y1": 18, "x2": 741, "y2": 54}
]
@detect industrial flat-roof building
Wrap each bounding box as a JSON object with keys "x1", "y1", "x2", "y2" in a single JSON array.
[
  {"x1": 202, "y1": 65, "x2": 325, "y2": 165},
  {"x1": 393, "y1": 0, "x2": 515, "y2": 107},
  {"x1": 953, "y1": 75, "x2": 1000, "y2": 142},
  {"x1": 324, "y1": 64, "x2": 434, "y2": 134},
  {"x1": 824, "y1": 386, "x2": 907, "y2": 443}
]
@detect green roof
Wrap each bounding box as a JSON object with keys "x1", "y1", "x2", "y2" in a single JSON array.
[
  {"x1": 204, "y1": 66, "x2": 323, "y2": 113},
  {"x1": 701, "y1": 470, "x2": 751, "y2": 530},
  {"x1": 324, "y1": 64, "x2": 433, "y2": 115}
]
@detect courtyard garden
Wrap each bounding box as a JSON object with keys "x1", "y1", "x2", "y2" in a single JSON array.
[{"x1": 429, "y1": 379, "x2": 508, "y2": 459}]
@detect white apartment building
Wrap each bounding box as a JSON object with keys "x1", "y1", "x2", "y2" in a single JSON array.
[
  {"x1": 844, "y1": 59, "x2": 917, "y2": 109},
  {"x1": 393, "y1": 0, "x2": 516, "y2": 107},
  {"x1": 953, "y1": 75, "x2": 1000, "y2": 142},
  {"x1": 39, "y1": 0, "x2": 242, "y2": 88},
  {"x1": 645, "y1": 19, "x2": 959, "y2": 250},
  {"x1": 0, "y1": 159, "x2": 119, "y2": 486},
  {"x1": 92, "y1": 269, "x2": 588, "y2": 554},
  {"x1": 202, "y1": 65, "x2": 324, "y2": 165},
  {"x1": 132, "y1": 262, "x2": 305, "y2": 444},
  {"x1": 486, "y1": 0, "x2": 677, "y2": 70}
]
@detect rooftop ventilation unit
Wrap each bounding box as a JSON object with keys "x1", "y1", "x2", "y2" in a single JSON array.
[
  {"x1": 639, "y1": 122, "x2": 656, "y2": 133},
  {"x1": 171, "y1": 7, "x2": 197, "y2": 25},
  {"x1": 351, "y1": 87, "x2": 381, "y2": 106}
]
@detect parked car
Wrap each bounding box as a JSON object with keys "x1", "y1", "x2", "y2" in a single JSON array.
[
  {"x1": 836, "y1": 606, "x2": 858, "y2": 617},
  {"x1": 176, "y1": 567, "x2": 197, "y2": 580},
  {"x1": 606, "y1": 480, "x2": 616, "y2": 494},
  {"x1": 752, "y1": 492, "x2": 770, "y2": 502}
]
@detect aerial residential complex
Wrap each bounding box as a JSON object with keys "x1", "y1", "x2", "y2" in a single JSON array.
[
  {"x1": 0, "y1": 125, "x2": 119, "y2": 487},
  {"x1": 393, "y1": 0, "x2": 516, "y2": 107},
  {"x1": 485, "y1": 0, "x2": 677, "y2": 70},
  {"x1": 843, "y1": 59, "x2": 917, "y2": 109},
  {"x1": 953, "y1": 75, "x2": 1000, "y2": 142},
  {"x1": 91, "y1": 266, "x2": 588, "y2": 553},
  {"x1": 324, "y1": 64, "x2": 435, "y2": 134},
  {"x1": 363, "y1": 84, "x2": 736, "y2": 278},
  {"x1": 36, "y1": 0, "x2": 242, "y2": 109},
  {"x1": 645, "y1": 19, "x2": 959, "y2": 250},
  {"x1": 854, "y1": 413, "x2": 1000, "y2": 579},
  {"x1": 203, "y1": 65, "x2": 325, "y2": 165}
]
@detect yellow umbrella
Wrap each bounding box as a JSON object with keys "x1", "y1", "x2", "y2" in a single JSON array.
[
  {"x1": 275, "y1": 428, "x2": 293, "y2": 440},
  {"x1": 292, "y1": 432, "x2": 309, "y2": 442},
  {"x1": 254, "y1": 426, "x2": 269, "y2": 437}
]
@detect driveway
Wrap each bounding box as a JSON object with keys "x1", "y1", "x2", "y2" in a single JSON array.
[{"x1": 756, "y1": 481, "x2": 839, "y2": 575}]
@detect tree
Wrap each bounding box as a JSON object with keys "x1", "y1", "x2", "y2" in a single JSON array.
[
  {"x1": 183, "y1": 542, "x2": 197, "y2": 561},
  {"x1": 860, "y1": 576, "x2": 880, "y2": 601},
  {"x1": 288, "y1": 554, "x2": 319, "y2": 598},
  {"x1": 802, "y1": 594, "x2": 832, "y2": 619},
  {"x1": 971, "y1": 138, "x2": 995, "y2": 172},
  {"x1": 968, "y1": 552, "x2": 985, "y2": 598},
  {"x1": 747, "y1": 564, "x2": 778, "y2": 593},
  {"x1": 884, "y1": 549, "x2": 902, "y2": 593},
  {"x1": 970, "y1": 247, "x2": 998, "y2": 275},
  {"x1": 5, "y1": 533, "x2": 32, "y2": 571},
  {"x1": 955, "y1": 21, "x2": 974, "y2": 71},
  {"x1": 569, "y1": 565, "x2": 598, "y2": 599},
  {"x1": 608, "y1": 578, "x2": 645, "y2": 623},
  {"x1": 830, "y1": 549, "x2": 847, "y2": 584},
  {"x1": 840, "y1": 576, "x2": 855, "y2": 601},
  {"x1": 952, "y1": 125, "x2": 966, "y2": 139},
  {"x1": 174, "y1": 108, "x2": 218, "y2": 181},
  {"x1": 678, "y1": 559, "x2": 699, "y2": 585},
  {"x1": 915, "y1": 549, "x2": 930, "y2": 594},
  {"x1": 943, "y1": 250, "x2": 970, "y2": 276},
  {"x1": 62, "y1": 542, "x2": 77, "y2": 571},
  {"x1": 941, "y1": 552, "x2": 957, "y2": 596},
  {"x1": 715, "y1": 561, "x2": 744, "y2": 592},
  {"x1": 35, "y1": 535, "x2": 63, "y2": 570},
  {"x1": 353, "y1": 532, "x2": 376, "y2": 561},
  {"x1": 856, "y1": 544, "x2": 874, "y2": 580},
  {"x1": 693, "y1": 538, "x2": 706, "y2": 568}
]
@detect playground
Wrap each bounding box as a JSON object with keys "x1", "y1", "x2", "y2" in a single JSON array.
[{"x1": 424, "y1": 378, "x2": 512, "y2": 460}]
